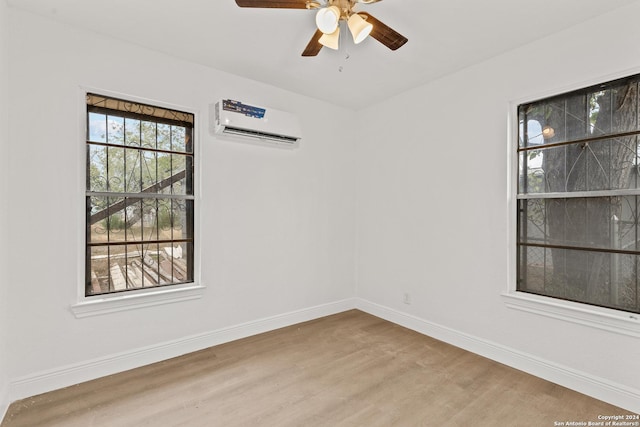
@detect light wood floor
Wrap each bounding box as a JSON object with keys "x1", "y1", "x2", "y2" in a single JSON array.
[{"x1": 1, "y1": 310, "x2": 631, "y2": 426}]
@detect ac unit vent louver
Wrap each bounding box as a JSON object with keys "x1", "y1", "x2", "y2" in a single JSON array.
[
  {"x1": 221, "y1": 126, "x2": 300, "y2": 144},
  {"x1": 210, "y1": 99, "x2": 302, "y2": 146}
]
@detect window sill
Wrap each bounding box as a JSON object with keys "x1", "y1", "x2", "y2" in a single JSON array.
[
  {"x1": 70, "y1": 284, "x2": 205, "y2": 318},
  {"x1": 502, "y1": 292, "x2": 640, "y2": 338}
]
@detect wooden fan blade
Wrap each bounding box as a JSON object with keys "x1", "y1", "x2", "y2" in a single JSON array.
[
  {"x1": 302, "y1": 29, "x2": 323, "y2": 56},
  {"x1": 235, "y1": 0, "x2": 310, "y2": 8},
  {"x1": 359, "y1": 12, "x2": 408, "y2": 51}
]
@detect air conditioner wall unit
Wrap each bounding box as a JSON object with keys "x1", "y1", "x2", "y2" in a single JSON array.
[{"x1": 210, "y1": 99, "x2": 302, "y2": 146}]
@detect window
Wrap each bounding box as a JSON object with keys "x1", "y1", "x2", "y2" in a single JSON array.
[
  {"x1": 517, "y1": 74, "x2": 640, "y2": 315},
  {"x1": 86, "y1": 93, "x2": 194, "y2": 296}
]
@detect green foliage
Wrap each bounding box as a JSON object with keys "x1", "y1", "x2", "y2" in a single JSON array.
[
  {"x1": 158, "y1": 208, "x2": 173, "y2": 229},
  {"x1": 102, "y1": 214, "x2": 125, "y2": 232}
]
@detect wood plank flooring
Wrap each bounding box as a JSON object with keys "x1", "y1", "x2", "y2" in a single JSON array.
[{"x1": 1, "y1": 310, "x2": 632, "y2": 426}]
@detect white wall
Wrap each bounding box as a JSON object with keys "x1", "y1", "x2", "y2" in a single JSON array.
[
  {"x1": 5, "y1": 8, "x2": 356, "y2": 400},
  {"x1": 356, "y1": 2, "x2": 640, "y2": 413},
  {"x1": 1, "y1": 0, "x2": 11, "y2": 419}
]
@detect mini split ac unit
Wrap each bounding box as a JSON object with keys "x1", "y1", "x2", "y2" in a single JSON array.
[{"x1": 210, "y1": 99, "x2": 302, "y2": 146}]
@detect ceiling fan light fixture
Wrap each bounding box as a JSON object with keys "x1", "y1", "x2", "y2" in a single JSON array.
[
  {"x1": 305, "y1": 1, "x2": 321, "y2": 9},
  {"x1": 347, "y1": 13, "x2": 373, "y2": 44},
  {"x1": 316, "y1": 6, "x2": 341, "y2": 34},
  {"x1": 318, "y1": 27, "x2": 340, "y2": 50},
  {"x1": 235, "y1": 0, "x2": 408, "y2": 57}
]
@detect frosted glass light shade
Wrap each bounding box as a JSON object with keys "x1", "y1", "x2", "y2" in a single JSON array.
[
  {"x1": 316, "y1": 6, "x2": 341, "y2": 34},
  {"x1": 319, "y1": 28, "x2": 340, "y2": 50},
  {"x1": 347, "y1": 13, "x2": 372, "y2": 44},
  {"x1": 542, "y1": 125, "x2": 555, "y2": 139}
]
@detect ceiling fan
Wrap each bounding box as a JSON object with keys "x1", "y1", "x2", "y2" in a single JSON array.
[{"x1": 235, "y1": 0, "x2": 408, "y2": 56}]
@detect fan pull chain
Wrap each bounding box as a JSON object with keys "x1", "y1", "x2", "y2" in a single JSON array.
[{"x1": 338, "y1": 21, "x2": 349, "y2": 72}]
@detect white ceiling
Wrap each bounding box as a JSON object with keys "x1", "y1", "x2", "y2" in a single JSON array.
[{"x1": 7, "y1": 0, "x2": 640, "y2": 109}]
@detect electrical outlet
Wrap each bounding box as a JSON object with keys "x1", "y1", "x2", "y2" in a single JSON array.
[{"x1": 403, "y1": 292, "x2": 411, "y2": 304}]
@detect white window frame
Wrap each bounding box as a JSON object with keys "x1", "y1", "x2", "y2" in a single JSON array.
[
  {"x1": 71, "y1": 87, "x2": 203, "y2": 318},
  {"x1": 504, "y1": 73, "x2": 640, "y2": 338}
]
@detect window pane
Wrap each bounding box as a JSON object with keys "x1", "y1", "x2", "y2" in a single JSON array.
[
  {"x1": 157, "y1": 123, "x2": 171, "y2": 151},
  {"x1": 107, "y1": 115, "x2": 124, "y2": 145},
  {"x1": 159, "y1": 244, "x2": 189, "y2": 283},
  {"x1": 88, "y1": 240, "x2": 193, "y2": 294},
  {"x1": 141, "y1": 121, "x2": 157, "y2": 149},
  {"x1": 172, "y1": 199, "x2": 193, "y2": 240},
  {"x1": 108, "y1": 244, "x2": 128, "y2": 292},
  {"x1": 88, "y1": 113, "x2": 106, "y2": 143},
  {"x1": 141, "y1": 243, "x2": 161, "y2": 286},
  {"x1": 88, "y1": 246, "x2": 109, "y2": 295},
  {"x1": 123, "y1": 197, "x2": 143, "y2": 242},
  {"x1": 172, "y1": 154, "x2": 186, "y2": 195},
  {"x1": 141, "y1": 150, "x2": 157, "y2": 191},
  {"x1": 171, "y1": 125, "x2": 186, "y2": 152},
  {"x1": 157, "y1": 151, "x2": 172, "y2": 195},
  {"x1": 158, "y1": 198, "x2": 172, "y2": 237},
  {"x1": 518, "y1": 109, "x2": 527, "y2": 148},
  {"x1": 106, "y1": 197, "x2": 126, "y2": 243},
  {"x1": 518, "y1": 150, "x2": 546, "y2": 194},
  {"x1": 125, "y1": 148, "x2": 142, "y2": 193},
  {"x1": 520, "y1": 87, "x2": 640, "y2": 149},
  {"x1": 107, "y1": 146, "x2": 124, "y2": 192},
  {"x1": 517, "y1": 245, "x2": 551, "y2": 294},
  {"x1": 519, "y1": 94, "x2": 589, "y2": 148},
  {"x1": 89, "y1": 196, "x2": 108, "y2": 243},
  {"x1": 87, "y1": 197, "x2": 128, "y2": 245},
  {"x1": 122, "y1": 251, "x2": 138, "y2": 290},
  {"x1": 590, "y1": 85, "x2": 639, "y2": 135},
  {"x1": 518, "y1": 196, "x2": 639, "y2": 251},
  {"x1": 141, "y1": 198, "x2": 159, "y2": 242},
  {"x1": 183, "y1": 242, "x2": 194, "y2": 282},
  {"x1": 125, "y1": 118, "x2": 140, "y2": 146},
  {"x1": 519, "y1": 136, "x2": 639, "y2": 194},
  {"x1": 518, "y1": 246, "x2": 639, "y2": 313},
  {"x1": 88, "y1": 144, "x2": 107, "y2": 192}
]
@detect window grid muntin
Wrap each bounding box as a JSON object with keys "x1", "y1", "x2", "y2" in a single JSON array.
[{"x1": 86, "y1": 94, "x2": 194, "y2": 297}]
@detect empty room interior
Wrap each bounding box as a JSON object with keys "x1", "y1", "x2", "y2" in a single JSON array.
[{"x1": 1, "y1": 0, "x2": 640, "y2": 425}]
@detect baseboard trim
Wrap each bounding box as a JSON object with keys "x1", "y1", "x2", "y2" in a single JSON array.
[
  {"x1": 0, "y1": 387, "x2": 8, "y2": 426},
  {"x1": 355, "y1": 298, "x2": 640, "y2": 414},
  {"x1": 8, "y1": 298, "x2": 356, "y2": 404}
]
